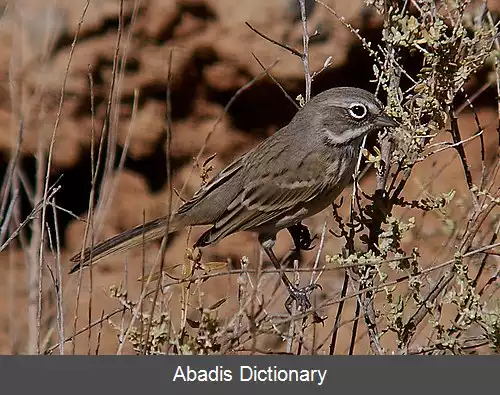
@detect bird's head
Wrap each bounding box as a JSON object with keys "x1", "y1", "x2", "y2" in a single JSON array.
[{"x1": 296, "y1": 87, "x2": 398, "y2": 145}]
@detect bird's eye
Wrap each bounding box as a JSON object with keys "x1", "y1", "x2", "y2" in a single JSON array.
[{"x1": 348, "y1": 103, "x2": 368, "y2": 119}]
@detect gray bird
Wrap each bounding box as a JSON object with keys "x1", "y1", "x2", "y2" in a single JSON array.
[{"x1": 70, "y1": 87, "x2": 398, "y2": 311}]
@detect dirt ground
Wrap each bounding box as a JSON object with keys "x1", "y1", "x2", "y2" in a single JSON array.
[{"x1": 0, "y1": 0, "x2": 498, "y2": 354}]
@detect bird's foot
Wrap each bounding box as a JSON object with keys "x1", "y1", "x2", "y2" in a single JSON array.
[
  {"x1": 285, "y1": 283, "x2": 321, "y2": 313},
  {"x1": 288, "y1": 223, "x2": 317, "y2": 251}
]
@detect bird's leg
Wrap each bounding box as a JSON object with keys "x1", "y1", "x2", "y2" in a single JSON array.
[
  {"x1": 287, "y1": 222, "x2": 317, "y2": 251},
  {"x1": 259, "y1": 235, "x2": 319, "y2": 314}
]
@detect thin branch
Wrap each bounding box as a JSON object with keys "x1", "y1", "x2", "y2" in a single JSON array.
[
  {"x1": 41, "y1": 0, "x2": 91, "y2": 355},
  {"x1": 299, "y1": 0, "x2": 312, "y2": 102},
  {"x1": 251, "y1": 53, "x2": 299, "y2": 110},
  {"x1": 245, "y1": 22, "x2": 303, "y2": 57}
]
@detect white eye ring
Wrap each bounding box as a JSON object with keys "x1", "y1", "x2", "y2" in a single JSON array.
[{"x1": 348, "y1": 103, "x2": 368, "y2": 119}]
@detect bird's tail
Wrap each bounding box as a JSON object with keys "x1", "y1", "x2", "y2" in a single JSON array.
[{"x1": 69, "y1": 215, "x2": 183, "y2": 274}]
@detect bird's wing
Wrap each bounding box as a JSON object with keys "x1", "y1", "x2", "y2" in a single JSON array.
[
  {"x1": 176, "y1": 154, "x2": 246, "y2": 216},
  {"x1": 196, "y1": 161, "x2": 330, "y2": 246}
]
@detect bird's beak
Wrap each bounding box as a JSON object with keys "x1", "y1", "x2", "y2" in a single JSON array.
[{"x1": 374, "y1": 113, "x2": 399, "y2": 128}]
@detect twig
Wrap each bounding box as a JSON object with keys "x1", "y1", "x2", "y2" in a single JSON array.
[
  {"x1": 286, "y1": 259, "x2": 300, "y2": 354},
  {"x1": 245, "y1": 22, "x2": 302, "y2": 57},
  {"x1": 140, "y1": 48, "x2": 175, "y2": 355},
  {"x1": 0, "y1": 185, "x2": 61, "y2": 252},
  {"x1": 251, "y1": 53, "x2": 299, "y2": 110},
  {"x1": 39, "y1": 0, "x2": 91, "y2": 355},
  {"x1": 50, "y1": 200, "x2": 64, "y2": 354},
  {"x1": 310, "y1": 221, "x2": 327, "y2": 285},
  {"x1": 299, "y1": 0, "x2": 312, "y2": 102},
  {"x1": 349, "y1": 292, "x2": 361, "y2": 355},
  {"x1": 0, "y1": 189, "x2": 19, "y2": 245},
  {"x1": 328, "y1": 271, "x2": 349, "y2": 355},
  {"x1": 0, "y1": 119, "x2": 23, "y2": 223},
  {"x1": 449, "y1": 110, "x2": 478, "y2": 207}
]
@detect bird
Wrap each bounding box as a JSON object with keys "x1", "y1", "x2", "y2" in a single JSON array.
[{"x1": 69, "y1": 87, "x2": 398, "y2": 312}]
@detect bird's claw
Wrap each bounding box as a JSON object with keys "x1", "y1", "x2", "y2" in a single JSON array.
[
  {"x1": 288, "y1": 223, "x2": 317, "y2": 251},
  {"x1": 285, "y1": 283, "x2": 321, "y2": 314}
]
